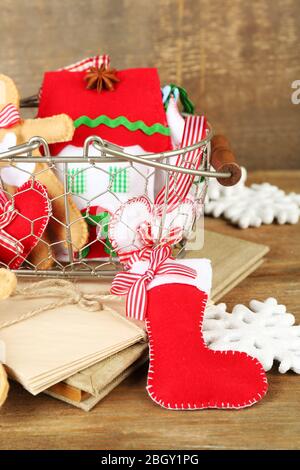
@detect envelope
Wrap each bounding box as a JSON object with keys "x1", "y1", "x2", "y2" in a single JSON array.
[{"x1": 0, "y1": 285, "x2": 146, "y2": 395}]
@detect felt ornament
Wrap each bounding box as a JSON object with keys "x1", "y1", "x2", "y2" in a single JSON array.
[
  {"x1": 0, "y1": 268, "x2": 17, "y2": 299},
  {"x1": 111, "y1": 247, "x2": 268, "y2": 409},
  {"x1": 108, "y1": 195, "x2": 195, "y2": 265},
  {"x1": 78, "y1": 206, "x2": 115, "y2": 260},
  {"x1": 57, "y1": 143, "x2": 155, "y2": 213},
  {"x1": 0, "y1": 181, "x2": 50, "y2": 269},
  {"x1": 0, "y1": 74, "x2": 88, "y2": 269},
  {"x1": 57, "y1": 114, "x2": 207, "y2": 261},
  {"x1": 38, "y1": 67, "x2": 172, "y2": 155},
  {"x1": 37, "y1": 63, "x2": 173, "y2": 260},
  {"x1": 205, "y1": 167, "x2": 300, "y2": 228},
  {"x1": 203, "y1": 298, "x2": 300, "y2": 374},
  {"x1": 107, "y1": 128, "x2": 204, "y2": 256},
  {"x1": 53, "y1": 143, "x2": 155, "y2": 261}
]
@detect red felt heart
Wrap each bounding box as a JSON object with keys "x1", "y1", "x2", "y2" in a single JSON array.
[{"x1": 0, "y1": 180, "x2": 50, "y2": 269}]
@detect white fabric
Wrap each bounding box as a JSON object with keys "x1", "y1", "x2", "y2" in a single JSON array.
[
  {"x1": 154, "y1": 96, "x2": 185, "y2": 196},
  {"x1": 0, "y1": 132, "x2": 35, "y2": 187},
  {"x1": 0, "y1": 132, "x2": 16, "y2": 153},
  {"x1": 57, "y1": 144, "x2": 155, "y2": 212},
  {"x1": 109, "y1": 196, "x2": 152, "y2": 253},
  {"x1": 130, "y1": 257, "x2": 212, "y2": 295},
  {"x1": 203, "y1": 298, "x2": 300, "y2": 374},
  {"x1": 166, "y1": 95, "x2": 185, "y2": 148}
]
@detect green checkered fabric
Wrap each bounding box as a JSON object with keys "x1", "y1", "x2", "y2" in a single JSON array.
[
  {"x1": 68, "y1": 168, "x2": 86, "y2": 194},
  {"x1": 109, "y1": 166, "x2": 128, "y2": 193}
]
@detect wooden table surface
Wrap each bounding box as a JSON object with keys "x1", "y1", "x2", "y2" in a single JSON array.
[{"x1": 0, "y1": 170, "x2": 299, "y2": 450}]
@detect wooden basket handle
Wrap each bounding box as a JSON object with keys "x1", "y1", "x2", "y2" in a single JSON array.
[{"x1": 211, "y1": 135, "x2": 241, "y2": 186}]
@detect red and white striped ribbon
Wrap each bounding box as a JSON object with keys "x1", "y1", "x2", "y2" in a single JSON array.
[
  {"x1": 118, "y1": 245, "x2": 152, "y2": 267},
  {"x1": 137, "y1": 222, "x2": 183, "y2": 247},
  {"x1": 0, "y1": 104, "x2": 21, "y2": 129},
  {"x1": 0, "y1": 191, "x2": 24, "y2": 255},
  {"x1": 117, "y1": 224, "x2": 182, "y2": 268},
  {"x1": 111, "y1": 244, "x2": 196, "y2": 321},
  {"x1": 155, "y1": 115, "x2": 207, "y2": 211},
  {"x1": 57, "y1": 54, "x2": 110, "y2": 72}
]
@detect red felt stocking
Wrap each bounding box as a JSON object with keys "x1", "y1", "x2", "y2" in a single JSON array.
[
  {"x1": 111, "y1": 246, "x2": 268, "y2": 410},
  {"x1": 146, "y1": 283, "x2": 268, "y2": 410}
]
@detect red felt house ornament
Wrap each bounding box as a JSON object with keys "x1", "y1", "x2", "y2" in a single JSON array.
[
  {"x1": 38, "y1": 62, "x2": 172, "y2": 259},
  {"x1": 38, "y1": 67, "x2": 172, "y2": 155}
]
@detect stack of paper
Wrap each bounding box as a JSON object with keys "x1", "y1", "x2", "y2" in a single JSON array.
[
  {"x1": 0, "y1": 297, "x2": 146, "y2": 395},
  {"x1": 46, "y1": 342, "x2": 148, "y2": 411}
]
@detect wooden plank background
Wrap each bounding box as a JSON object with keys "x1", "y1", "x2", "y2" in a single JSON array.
[{"x1": 0, "y1": 0, "x2": 299, "y2": 170}]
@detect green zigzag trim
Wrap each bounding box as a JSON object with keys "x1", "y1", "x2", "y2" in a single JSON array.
[{"x1": 74, "y1": 115, "x2": 171, "y2": 136}]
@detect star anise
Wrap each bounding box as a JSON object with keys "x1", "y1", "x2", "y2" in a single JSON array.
[{"x1": 84, "y1": 65, "x2": 120, "y2": 93}]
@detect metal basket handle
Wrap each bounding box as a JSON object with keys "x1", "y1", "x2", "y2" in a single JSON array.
[{"x1": 0, "y1": 134, "x2": 235, "y2": 181}]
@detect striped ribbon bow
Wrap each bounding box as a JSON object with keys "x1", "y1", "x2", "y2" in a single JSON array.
[
  {"x1": 117, "y1": 223, "x2": 183, "y2": 268},
  {"x1": 111, "y1": 244, "x2": 196, "y2": 321},
  {"x1": 0, "y1": 104, "x2": 21, "y2": 129},
  {"x1": 137, "y1": 222, "x2": 183, "y2": 247},
  {"x1": 0, "y1": 192, "x2": 24, "y2": 255}
]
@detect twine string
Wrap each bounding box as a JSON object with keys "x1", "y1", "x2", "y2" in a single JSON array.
[{"x1": 0, "y1": 279, "x2": 121, "y2": 330}]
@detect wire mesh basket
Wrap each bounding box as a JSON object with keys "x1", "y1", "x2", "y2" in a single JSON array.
[{"x1": 0, "y1": 117, "x2": 237, "y2": 279}]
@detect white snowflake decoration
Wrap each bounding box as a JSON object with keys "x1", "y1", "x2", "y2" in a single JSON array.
[
  {"x1": 203, "y1": 298, "x2": 300, "y2": 374},
  {"x1": 205, "y1": 167, "x2": 300, "y2": 228}
]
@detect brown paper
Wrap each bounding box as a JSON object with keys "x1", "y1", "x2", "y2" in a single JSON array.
[
  {"x1": 45, "y1": 353, "x2": 148, "y2": 411},
  {"x1": 0, "y1": 288, "x2": 146, "y2": 395},
  {"x1": 62, "y1": 341, "x2": 148, "y2": 395}
]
